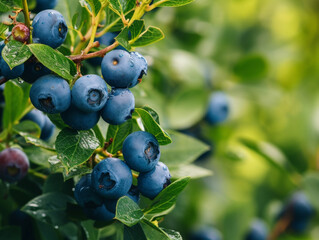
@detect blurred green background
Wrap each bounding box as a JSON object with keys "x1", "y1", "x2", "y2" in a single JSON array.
[{"x1": 133, "y1": 0, "x2": 319, "y2": 239}]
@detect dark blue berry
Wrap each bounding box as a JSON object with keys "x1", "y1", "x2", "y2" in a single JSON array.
[
  {"x1": 138, "y1": 162, "x2": 171, "y2": 199},
  {"x1": 206, "y1": 91, "x2": 229, "y2": 124},
  {"x1": 245, "y1": 220, "x2": 268, "y2": 240},
  {"x1": 190, "y1": 227, "x2": 222, "y2": 240},
  {"x1": 21, "y1": 58, "x2": 51, "y2": 84},
  {"x1": 35, "y1": 0, "x2": 58, "y2": 12},
  {"x1": 100, "y1": 88, "x2": 135, "y2": 125},
  {"x1": 22, "y1": 109, "x2": 46, "y2": 129},
  {"x1": 40, "y1": 116, "x2": 55, "y2": 140},
  {"x1": 123, "y1": 131, "x2": 160, "y2": 172},
  {"x1": 0, "y1": 58, "x2": 24, "y2": 80}
]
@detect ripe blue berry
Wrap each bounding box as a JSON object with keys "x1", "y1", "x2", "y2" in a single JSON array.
[
  {"x1": 138, "y1": 162, "x2": 171, "y2": 199},
  {"x1": 71, "y1": 74, "x2": 108, "y2": 113},
  {"x1": 190, "y1": 227, "x2": 222, "y2": 240},
  {"x1": 30, "y1": 74, "x2": 71, "y2": 114},
  {"x1": 101, "y1": 50, "x2": 147, "y2": 88},
  {"x1": 101, "y1": 88, "x2": 135, "y2": 125},
  {"x1": 60, "y1": 103, "x2": 100, "y2": 130},
  {"x1": 40, "y1": 116, "x2": 55, "y2": 140},
  {"x1": 245, "y1": 220, "x2": 268, "y2": 240},
  {"x1": 104, "y1": 185, "x2": 140, "y2": 213},
  {"x1": 35, "y1": 0, "x2": 58, "y2": 12},
  {"x1": 0, "y1": 58, "x2": 24, "y2": 80},
  {"x1": 278, "y1": 192, "x2": 314, "y2": 233},
  {"x1": 74, "y1": 174, "x2": 103, "y2": 208},
  {"x1": 21, "y1": 58, "x2": 51, "y2": 84},
  {"x1": 22, "y1": 109, "x2": 46, "y2": 129},
  {"x1": 91, "y1": 158, "x2": 132, "y2": 199},
  {"x1": 32, "y1": 10, "x2": 68, "y2": 49},
  {"x1": 0, "y1": 148, "x2": 29, "y2": 183},
  {"x1": 206, "y1": 91, "x2": 229, "y2": 124},
  {"x1": 123, "y1": 131, "x2": 160, "y2": 172}
]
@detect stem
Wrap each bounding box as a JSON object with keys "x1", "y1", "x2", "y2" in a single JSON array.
[
  {"x1": 68, "y1": 41, "x2": 119, "y2": 62},
  {"x1": 0, "y1": 77, "x2": 8, "y2": 86},
  {"x1": 28, "y1": 169, "x2": 48, "y2": 180},
  {"x1": 22, "y1": 0, "x2": 32, "y2": 42},
  {"x1": 267, "y1": 211, "x2": 292, "y2": 240},
  {"x1": 146, "y1": 0, "x2": 166, "y2": 11}
]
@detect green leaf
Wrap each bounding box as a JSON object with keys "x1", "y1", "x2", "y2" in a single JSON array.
[
  {"x1": 161, "y1": 228, "x2": 182, "y2": 240},
  {"x1": 2, "y1": 40, "x2": 32, "y2": 69},
  {"x1": 144, "y1": 177, "x2": 190, "y2": 219},
  {"x1": 131, "y1": 26, "x2": 164, "y2": 47},
  {"x1": 79, "y1": 0, "x2": 102, "y2": 15},
  {"x1": 233, "y1": 54, "x2": 268, "y2": 82},
  {"x1": 22, "y1": 192, "x2": 75, "y2": 226},
  {"x1": 24, "y1": 145, "x2": 54, "y2": 167},
  {"x1": 160, "y1": 130, "x2": 210, "y2": 167},
  {"x1": 106, "y1": 120, "x2": 133, "y2": 154},
  {"x1": 15, "y1": 130, "x2": 55, "y2": 151},
  {"x1": 152, "y1": 0, "x2": 194, "y2": 7},
  {"x1": 143, "y1": 106, "x2": 160, "y2": 124},
  {"x1": 81, "y1": 220, "x2": 100, "y2": 240},
  {"x1": 115, "y1": 27, "x2": 131, "y2": 51},
  {"x1": 129, "y1": 20, "x2": 145, "y2": 41},
  {"x1": 28, "y1": 44, "x2": 76, "y2": 81},
  {"x1": 134, "y1": 108, "x2": 171, "y2": 145},
  {"x1": 140, "y1": 220, "x2": 170, "y2": 240},
  {"x1": 166, "y1": 87, "x2": 209, "y2": 129},
  {"x1": 124, "y1": 224, "x2": 147, "y2": 240},
  {"x1": 115, "y1": 196, "x2": 144, "y2": 227},
  {"x1": 47, "y1": 114, "x2": 69, "y2": 129},
  {"x1": 0, "y1": 23, "x2": 8, "y2": 38},
  {"x1": 3, "y1": 81, "x2": 24, "y2": 130},
  {"x1": 170, "y1": 164, "x2": 213, "y2": 179},
  {"x1": 55, "y1": 128, "x2": 100, "y2": 170},
  {"x1": 108, "y1": 0, "x2": 135, "y2": 16},
  {"x1": 0, "y1": 0, "x2": 16, "y2": 12},
  {"x1": 13, "y1": 120, "x2": 41, "y2": 137}
]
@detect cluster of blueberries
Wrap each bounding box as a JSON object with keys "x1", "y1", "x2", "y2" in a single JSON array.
[
  {"x1": 0, "y1": 8, "x2": 148, "y2": 131},
  {"x1": 74, "y1": 131, "x2": 171, "y2": 221}
]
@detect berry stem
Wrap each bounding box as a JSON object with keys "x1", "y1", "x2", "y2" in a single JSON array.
[
  {"x1": 145, "y1": 0, "x2": 165, "y2": 11},
  {"x1": 28, "y1": 168, "x2": 48, "y2": 180},
  {"x1": 267, "y1": 211, "x2": 293, "y2": 240},
  {"x1": 22, "y1": 0, "x2": 32, "y2": 42}
]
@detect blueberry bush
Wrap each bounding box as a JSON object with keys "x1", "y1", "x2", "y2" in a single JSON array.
[
  {"x1": 0, "y1": 0, "x2": 210, "y2": 239},
  {"x1": 1, "y1": 0, "x2": 319, "y2": 240}
]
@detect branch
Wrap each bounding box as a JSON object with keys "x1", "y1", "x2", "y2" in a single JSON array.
[
  {"x1": 68, "y1": 41, "x2": 119, "y2": 62},
  {"x1": 268, "y1": 211, "x2": 292, "y2": 240}
]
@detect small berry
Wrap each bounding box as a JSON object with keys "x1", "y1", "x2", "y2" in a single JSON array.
[
  {"x1": 12, "y1": 23, "x2": 30, "y2": 43},
  {"x1": 91, "y1": 158, "x2": 132, "y2": 199},
  {"x1": 245, "y1": 220, "x2": 268, "y2": 240},
  {"x1": 30, "y1": 74, "x2": 71, "y2": 114},
  {"x1": 190, "y1": 227, "x2": 222, "y2": 240},
  {"x1": 71, "y1": 74, "x2": 108, "y2": 113},
  {"x1": 0, "y1": 58, "x2": 24, "y2": 80},
  {"x1": 22, "y1": 109, "x2": 46, "y2": 129},
  {"x1": 100, "y1": 88, "x2": 135, "y2": 125},
  {"x1": 123, "y1": 131, "x2": 160, "y2": 172},
  {"x1": 40, "y1": 116, "x2": 55, "y2": 141},
  {"x1": 206, "y1": 91, "x2": 229, "y2": 124},
  {"x1": 35, "y1": 0, "x2": 58, "y2": 12},
  {"x1": 32, "y1": 10, "x2": 68, "y2": 49},
  {"x1": 21, "y1": 57, "x2": 51, "y2": 84},
  {"x1": 138, "y1": 162, "x2": 171, "y2": 199},
  {"x1": 0, "y1": 148, "x2": 29, "y2": 183}
]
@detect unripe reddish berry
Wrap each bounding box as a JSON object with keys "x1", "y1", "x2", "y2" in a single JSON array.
[{"x1": 12, "y1": 23, "x2": 30, "y2": 43}]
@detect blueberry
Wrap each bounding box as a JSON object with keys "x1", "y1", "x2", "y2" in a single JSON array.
[
  {"x1": 35, "y1": 0, "x2": 58, "y2": 12},
  {"x1": 0, "y1": 58, "x2": 24, "y2": 80},
  {"x1": 0, "y1": 83, "x2": 5, "y2": 105},
  {"x1": 137, "y1": 162, "x2": 171, "y2": 199},
  {"x1": 206, "y1": 91, "x2": 229, "y2": 124},
  {"x1": 0, "y1": 148, "x2": 29, "y2": 183},
  {"x1": 123, "y1": 131, "x2": 160, "y2": 172},
  {"x1": 104, "y1": 185, "x2": 140, "y2": 213},
  {"x1": 22, "y1": 109, "x2": 46, "y2": 129},
  {"x1": 190, "y1": 227, "x2": 222, "y2": 240},
  {"x1": 60, "y1": 103, "x2": 100, "y2": 130},
  {"x1": 91, "y1": 158, "x2": 132, "y2": 199},
  {"x1": 32, "y1": 10, "x2": 68, "y2": 49},
  {"x1": 30, "y1": 74, "x2": 71, "y2": 114},
  {"x1": 71, "y1": 74, "x2": 108, "y2": 113},
  {"x1": 278, "y1": 192, "x2": 315, "y2": 233},
  {"x1": 40, "y1": 116, "x2": 55, "y2": 140},
  {"x1": 101, "y1": 50, "x2": 147, "y2": 88},
  {"x1": 74, "y1": 174, "x2": 103, "y2": 208},
  {"x1": 100, "y1": 88, "x2": 135, "y2": 125},
  {"x1": 245, "y1": 220, "x2": 268, "y2": 240},
  {"x1": 83, "y1": 204, "x2": 114, "y2": 222},
  {"x1": 21, "y1": 57, "x2": 51, "y2": 84},
  {"x1": 12, "y1": 23, "x2": 30, "y2": 43},
  {"x1": 88, "y1": 32, "x2": 125, "y2": 66}
]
